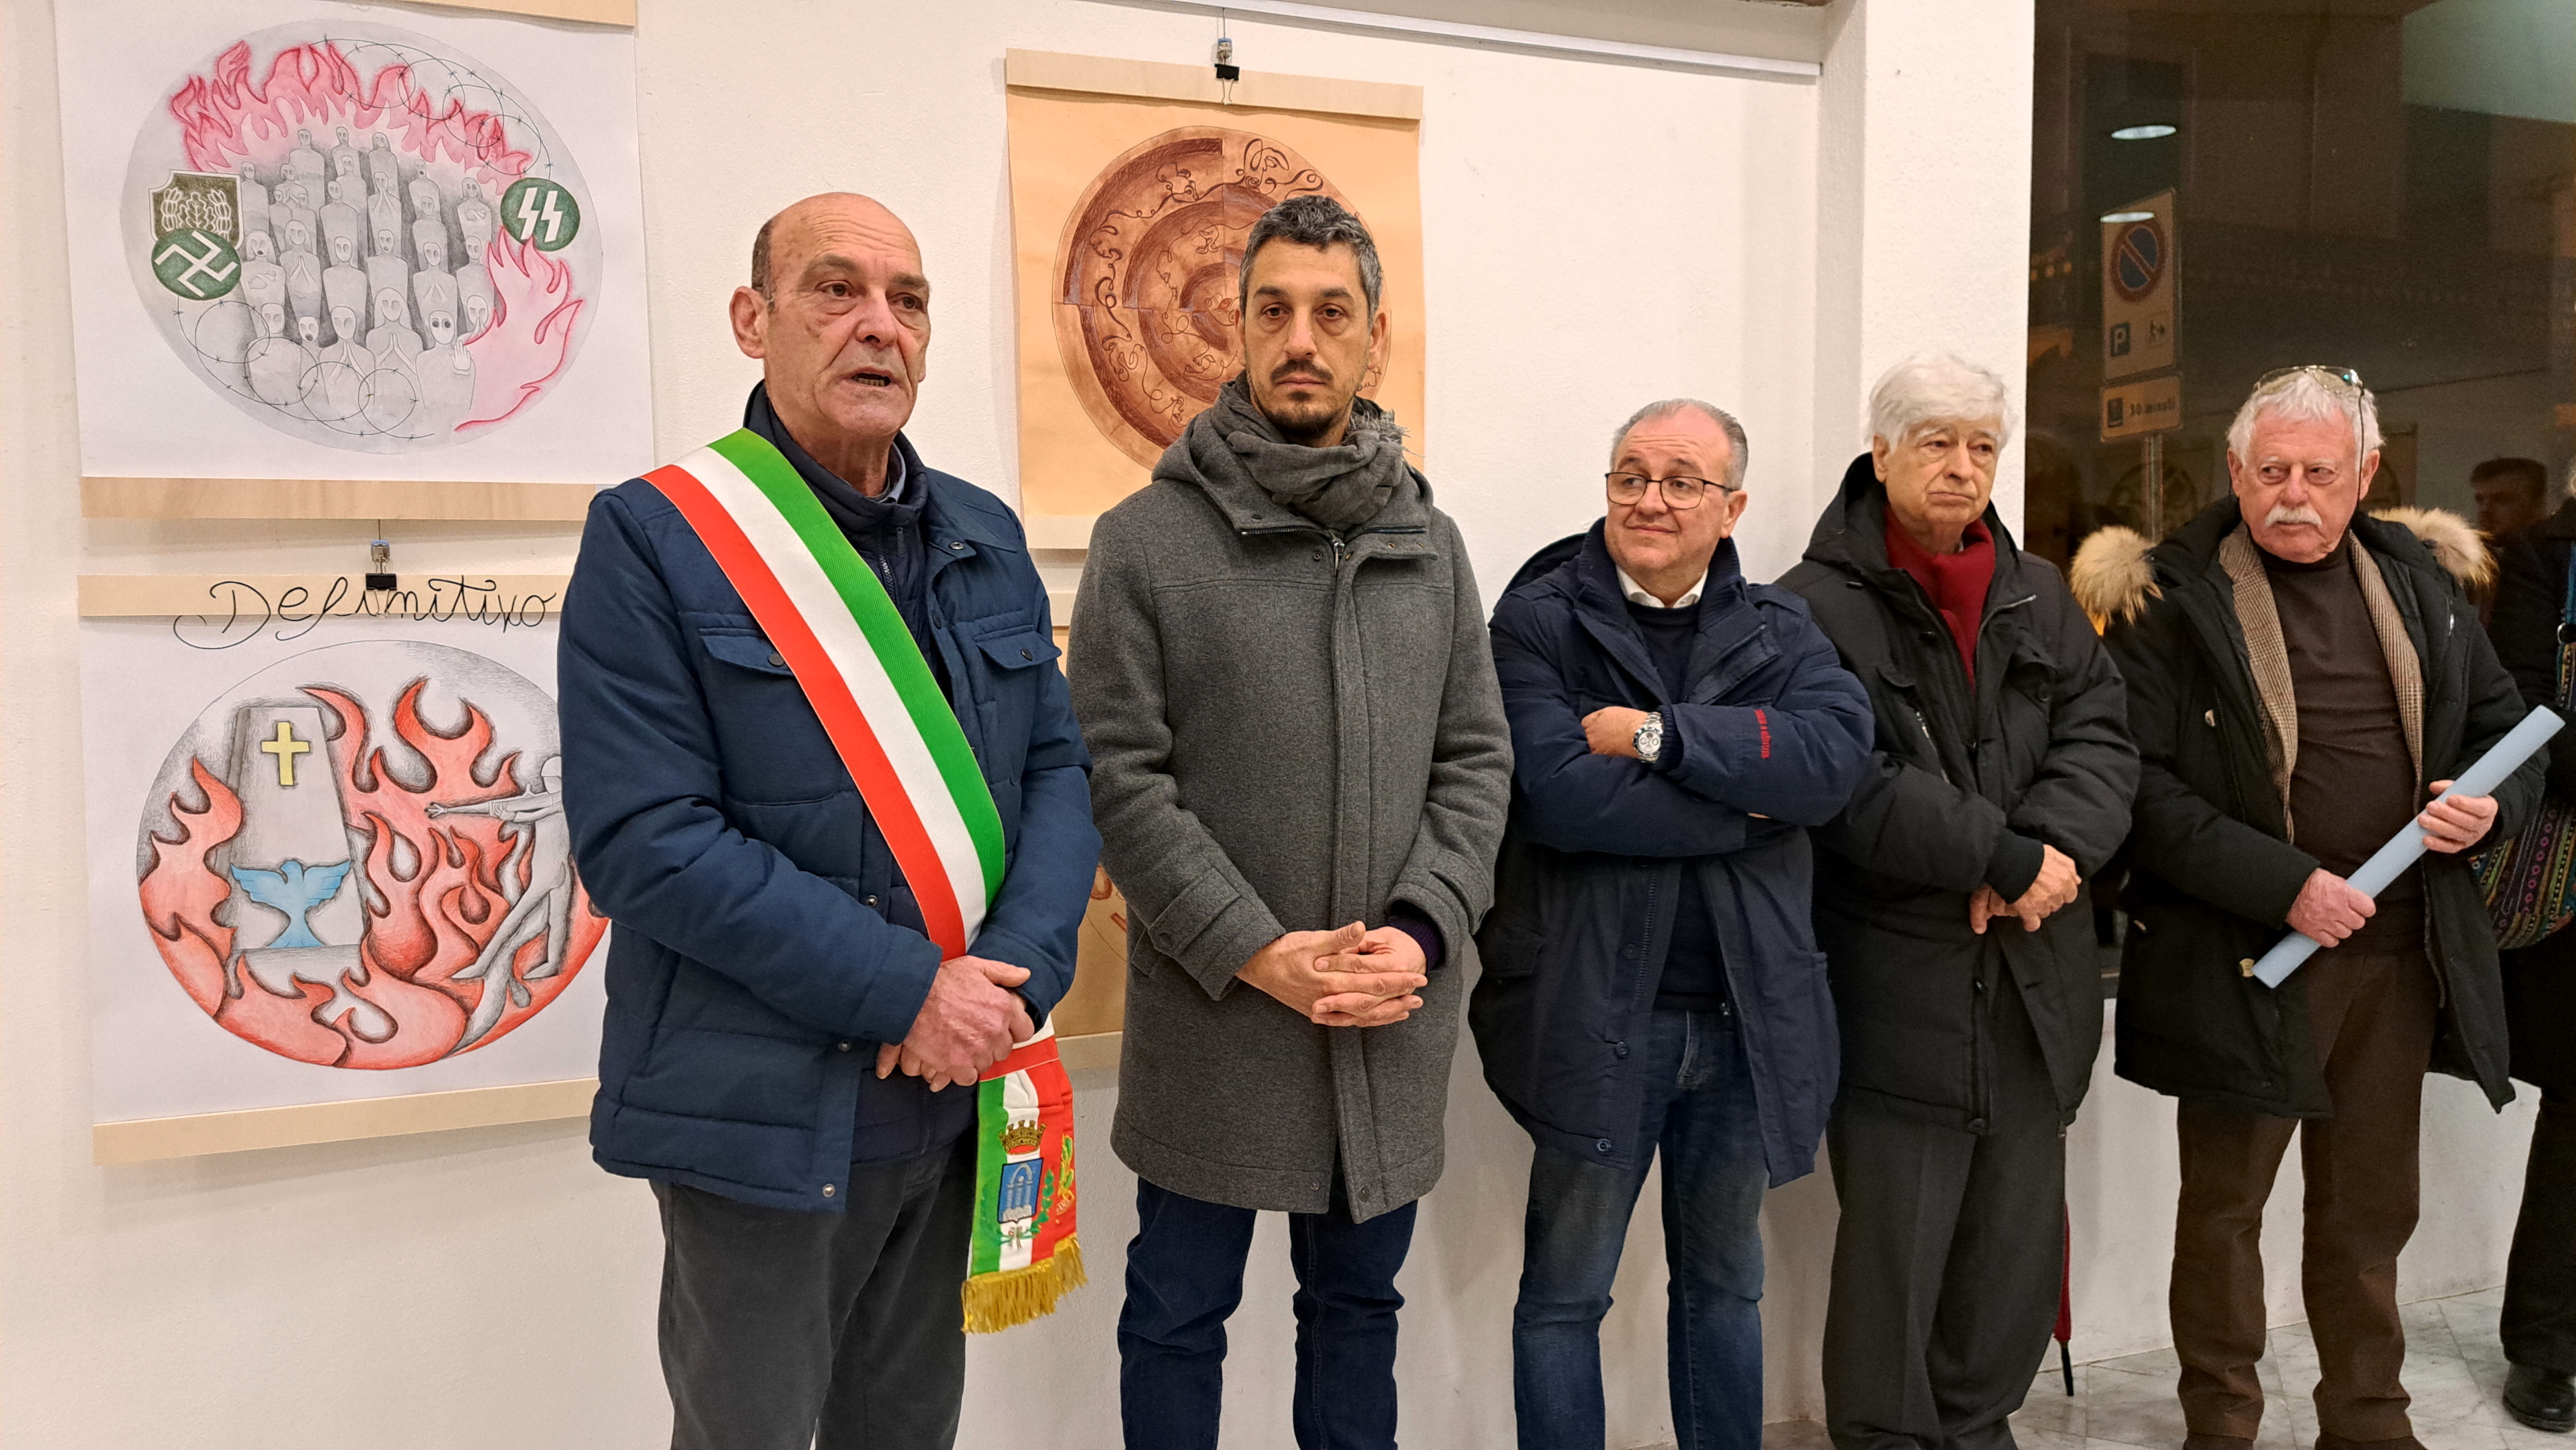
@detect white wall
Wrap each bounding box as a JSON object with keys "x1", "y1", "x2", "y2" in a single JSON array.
[{"x1": 6, "y1": 2, "x2": 2533, "y2": 1448}]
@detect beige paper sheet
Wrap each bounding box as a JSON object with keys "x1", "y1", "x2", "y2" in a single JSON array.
[{"x1": 1005, "y1": 78, "x2": 1425, "y2": 528}]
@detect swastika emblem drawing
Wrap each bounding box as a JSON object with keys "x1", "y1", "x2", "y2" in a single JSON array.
[{"x1": 152, "y1": 228, "x2": 240, "y2": 300}]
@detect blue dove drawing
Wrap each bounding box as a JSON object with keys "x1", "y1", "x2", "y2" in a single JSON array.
[{"x1": 230, "y1": 859, "x2": 357, "y2": 950}]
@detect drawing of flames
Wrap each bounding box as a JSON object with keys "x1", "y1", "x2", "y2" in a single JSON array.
[
  {"x1": 126, "y1": 23, "x2": 597, "y2": 448},
  {"x1": 135, "y1": 644, "x2": 603, "y2": 1068}
]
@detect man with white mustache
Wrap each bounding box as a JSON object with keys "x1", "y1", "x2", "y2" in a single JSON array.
[{"x1": 2075, "y1": 367, "x2": 2544, "y2": 1450}]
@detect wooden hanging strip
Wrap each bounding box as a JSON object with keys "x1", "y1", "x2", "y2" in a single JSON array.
[
  {"x1": 79, "y1": 573, "x2": 571, "y2": 621},
  {"x1": 1004, "y1": 48, "x2": 1423, "y2": 121},
  {"x1": 93, "y1": 1077, "x2": 599, "y2": 1165},
  {"x1": 82, "y1": 477, "x2": 598, "y2": 523},
  {"x1": 399, "y1": 0, "x2": 636, "y2": 27}
]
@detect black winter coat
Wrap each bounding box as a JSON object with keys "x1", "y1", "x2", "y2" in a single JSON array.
[
  {"x1": 1779, "y1": 454, "x2": 2138, "y2": 1133},
  {"x1": 1470, "y1": 527, "x2": 1874, "y2": 1184},
  {"x1": 2484, "y1": 498, "x2": 2576, "y2": 1098},
  {"x1": 2088, "y1": 498, "x2": 2541, "y2": 1117}
]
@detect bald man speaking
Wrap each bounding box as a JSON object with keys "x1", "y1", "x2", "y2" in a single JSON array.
[{"x1": 559, "y1": 193, "x2": 1099, "y2": 1449}]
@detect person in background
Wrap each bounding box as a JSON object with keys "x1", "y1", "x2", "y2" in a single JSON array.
[
  {"x1": 1785, "y1": 353, "x2": 2137, "y2": 1450},
  {"x1": 2475, "y1": 457, "x2": 2553, "y2": 543},
  {"x1": 2479, "y1": 457, "x2": 2576, "y2": 1433},
  {"x1": 1070, "y1": 194, "x2": 1513, "y2": 1450},
  {"x1": 1472, "y1": 399, "x2": 1872, "y2": 1450},
  {"x1": 2077, "y1": 366, "x2": 2541, "y2": 1450},
  {"x1": 2472, "y1": 457, "x2": 2553, "y2": 626},
  {"x1": 559, "y1": 192, "x2": 1098, "y2": 1450}
]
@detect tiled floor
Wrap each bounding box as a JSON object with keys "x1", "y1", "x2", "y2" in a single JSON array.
[{"x1": 1757, "y1": 1287, "x2": 2566, "y2": 1450}]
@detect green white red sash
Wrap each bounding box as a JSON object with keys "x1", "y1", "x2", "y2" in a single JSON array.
[
  {"x1": 643, "y1": 429, "x2": 1002, "y2": 957},
  {"x1": 643, "y1": 429, "x2": 1083, "y2": 1329},
  {"x1": 964, "y1": 1021, "x2": 1085, "y2": 1331}
]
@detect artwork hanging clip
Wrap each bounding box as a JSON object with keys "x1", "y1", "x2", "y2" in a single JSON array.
[
  {"x1": 365, "y1": 538, "x2": 395, "y2": 594},
  {"x1": 1214, "y1": 35, "x2": 1239, "y2": 99}
]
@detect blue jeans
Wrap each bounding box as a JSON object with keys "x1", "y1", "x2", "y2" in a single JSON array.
[
  {"x1": 1513, "y1": 1006, "x2": 1770, "y2": 1450},
  {"x1": 1117, "y1": 1175, "x2": 1418, "y2": 1450}
]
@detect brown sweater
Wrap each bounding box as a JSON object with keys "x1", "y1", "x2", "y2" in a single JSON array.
[{"x1": 2263, "y1": 538, "x2": 2424, "y2": 952}]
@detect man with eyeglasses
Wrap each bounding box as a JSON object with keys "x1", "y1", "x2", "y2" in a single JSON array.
[
  {"x1": 1471, "y1": 399, "x2": 1872, "y2": 1450},
  {"x1": 2073, "y1": 366, "x2": 2541, "y2": 1449},
  {"x1": 1781, "y1": 353, "x2": 2136, "y2": 1450}
]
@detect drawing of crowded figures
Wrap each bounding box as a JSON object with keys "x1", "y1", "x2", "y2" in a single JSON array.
[
  {"x1": 159, "y1": 131, "x2": 495, "y2": 440},
  {"x1": 130, "y1": 27, "x2": 601, "y2": 453}
]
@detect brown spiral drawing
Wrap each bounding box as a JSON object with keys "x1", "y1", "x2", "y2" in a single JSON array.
[{"x1": 1051, "y1": 126, "x2": 1381, "y2": 469}]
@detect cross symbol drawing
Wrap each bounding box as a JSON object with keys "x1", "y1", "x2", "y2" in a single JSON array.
[{"x1": 260, "y1": 721, "x2": 312, "y2": 787}]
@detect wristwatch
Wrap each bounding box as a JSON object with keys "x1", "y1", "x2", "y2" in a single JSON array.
[{"x1": 1633, "y1": 712, "x2": 1665, "y2": 764}]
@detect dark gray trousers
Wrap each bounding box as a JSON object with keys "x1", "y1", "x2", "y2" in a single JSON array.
[
  {"x1": 654, "y1": 1134, "x2": 977, "y2": 1450},
  {"x1": 1823, "y1": 982, "x2": 2066, "y2": 1450},
  {"x1": 2504, "y1": 1093, "x2": 2576, "y2": 1374}
]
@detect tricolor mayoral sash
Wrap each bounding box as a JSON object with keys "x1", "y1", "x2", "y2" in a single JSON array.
[{"x1": 644, "y1": 429, "x2": 1084, "y2": 1332}]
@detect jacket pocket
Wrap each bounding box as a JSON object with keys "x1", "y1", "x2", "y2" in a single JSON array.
[
  {"x1": 1476, "y1": 920, "x2": 1542, "y2": 980},
  {"x1": 1868, "y1": 664, "x2": 1943, "y2": 774},
  {"x1": 962, "y1": 624, "x2": 1059, "y2": 785},
  {"x1": 694, "y1": 627, "x2": 844, "y2": 805}
]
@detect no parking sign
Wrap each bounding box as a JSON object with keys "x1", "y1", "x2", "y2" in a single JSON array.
[{"x1": 2101, "y1": 188, "x2": 2176, "y2": 380}]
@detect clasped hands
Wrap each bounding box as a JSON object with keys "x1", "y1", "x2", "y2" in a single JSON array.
[
  {"x1": 2288, "y1": 781, "x2": 2499, "y2": 948},
  {"x1": 1241, "y1": 922, "x2": 1427, "y2": 1028},
  {"x1": 1969, "y1": 843, "x2": 2082, "y2": 935},
  {"x1": 874, "y1": 954, "x2": 1034, "y2": 1091}
]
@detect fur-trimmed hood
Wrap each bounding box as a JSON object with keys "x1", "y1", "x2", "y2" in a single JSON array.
[{"x1": 2070, "y1": 499, "x2": 2491, "y2": 626}]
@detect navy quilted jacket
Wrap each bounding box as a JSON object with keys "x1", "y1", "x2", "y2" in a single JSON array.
[
  {"x1": 559, "y1": 431, "x2": 1098, "y2": 1212},
  {"x1": 1469, "y1": 527, "x2": 1872, "y2": 1184}
]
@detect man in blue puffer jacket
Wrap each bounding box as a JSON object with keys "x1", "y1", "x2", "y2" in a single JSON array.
[
  {"x1": 559, "y1": 193, "x2": 1098, "y2": 1450},
  {"x1": 1470, "y1": 399, "x2": 1872, "y2": 1450}
]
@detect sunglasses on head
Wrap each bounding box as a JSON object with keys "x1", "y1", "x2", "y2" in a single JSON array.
[{"x1": 2253, "y1": 364, "x2": 2367, "y2": 394}]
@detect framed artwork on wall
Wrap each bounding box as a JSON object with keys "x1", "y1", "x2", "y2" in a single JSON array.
[
  {"x1": 1004, "y1": 50, "x2": 1426, "y2": 547},
  {"x1": 53, "y1": 1, "x2": 651, "y2": 521},
  {"x1": 81, "y1": 583, "x2": 604, "y2": 1162}
]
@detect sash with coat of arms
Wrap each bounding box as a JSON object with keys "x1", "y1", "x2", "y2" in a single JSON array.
[{"x1": 642, "y1": 428, "x2": 1084, "y2": 1331}]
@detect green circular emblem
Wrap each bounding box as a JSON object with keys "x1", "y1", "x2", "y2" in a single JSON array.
[
  {"x1": 500, "y1": 177, "x2": 582, "y2": 251},
  {"x1": 151, "y1": 227, "x2": 242, "y2": 300}
]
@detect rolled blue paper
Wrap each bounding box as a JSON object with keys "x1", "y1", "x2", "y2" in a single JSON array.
[{"x1": 2252, "y1": 704, "x2": 2564, "y2": 987}]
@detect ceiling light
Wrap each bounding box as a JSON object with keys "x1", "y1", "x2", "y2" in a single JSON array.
[
  {"x1": 2111, "y1": 123, "x2": 2178, "y2": 140},
  {"x1": 2101, "y1": 209, "x2": 2154, "y2": 223}
]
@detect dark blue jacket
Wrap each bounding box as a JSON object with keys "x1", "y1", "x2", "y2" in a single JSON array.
[
  {"x1": 1468, "y1": 526, "x2": 1872, "y2": 1184},
  {"x1": 560, "y1": 435, "x2": 1099, "y2": 1212}
]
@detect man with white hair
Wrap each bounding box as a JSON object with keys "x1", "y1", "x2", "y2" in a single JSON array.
[
  {"x1": 2074, "y1": 366, "x2": 2541, "y2": 1448},
  {"x1": 1783, "y1": 353, "x2": 2136, "y2": 1449}
]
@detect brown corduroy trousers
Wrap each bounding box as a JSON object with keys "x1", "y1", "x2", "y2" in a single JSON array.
[{"x1": 2169, "y1": 948, "x2": 2439, "y2": 1442}]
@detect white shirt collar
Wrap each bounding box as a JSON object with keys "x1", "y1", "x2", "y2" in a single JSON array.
[{"x1": 1616, "y1": 566, "x2": 1706, "y2": 609}]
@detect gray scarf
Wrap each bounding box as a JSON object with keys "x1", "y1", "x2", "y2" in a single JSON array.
[{"x1": 1184, "y1": 376, "x2": 1411, "y2": 533}]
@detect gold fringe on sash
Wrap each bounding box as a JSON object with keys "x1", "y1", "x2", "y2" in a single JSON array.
[{"x1": 960, "y1": 1237, "x2": 1088, "y2": 1334}]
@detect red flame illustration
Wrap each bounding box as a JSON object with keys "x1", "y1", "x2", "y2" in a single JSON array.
[
  {"x1": 134, "y1": 680, "x2": 605, "y2": 1070},
  {"x1": 138, "y1": 761, "x2": 243, "y2": 1017},
  {"x1": 460, "y1": 229, "x2": 583, "y2": 431},
  {"x1": 171, "y1": 39, "x2": 530, "y2": 184}
]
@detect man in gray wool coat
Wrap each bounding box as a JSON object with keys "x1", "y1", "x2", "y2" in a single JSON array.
[{"x1": 1068, "y1": 193, "x2": 1513, "y2": 1450}]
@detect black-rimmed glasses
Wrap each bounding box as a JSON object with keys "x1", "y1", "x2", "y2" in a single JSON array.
[{"x1": 1605, "y1": 472, "x2": 1733, "y2": 509}]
